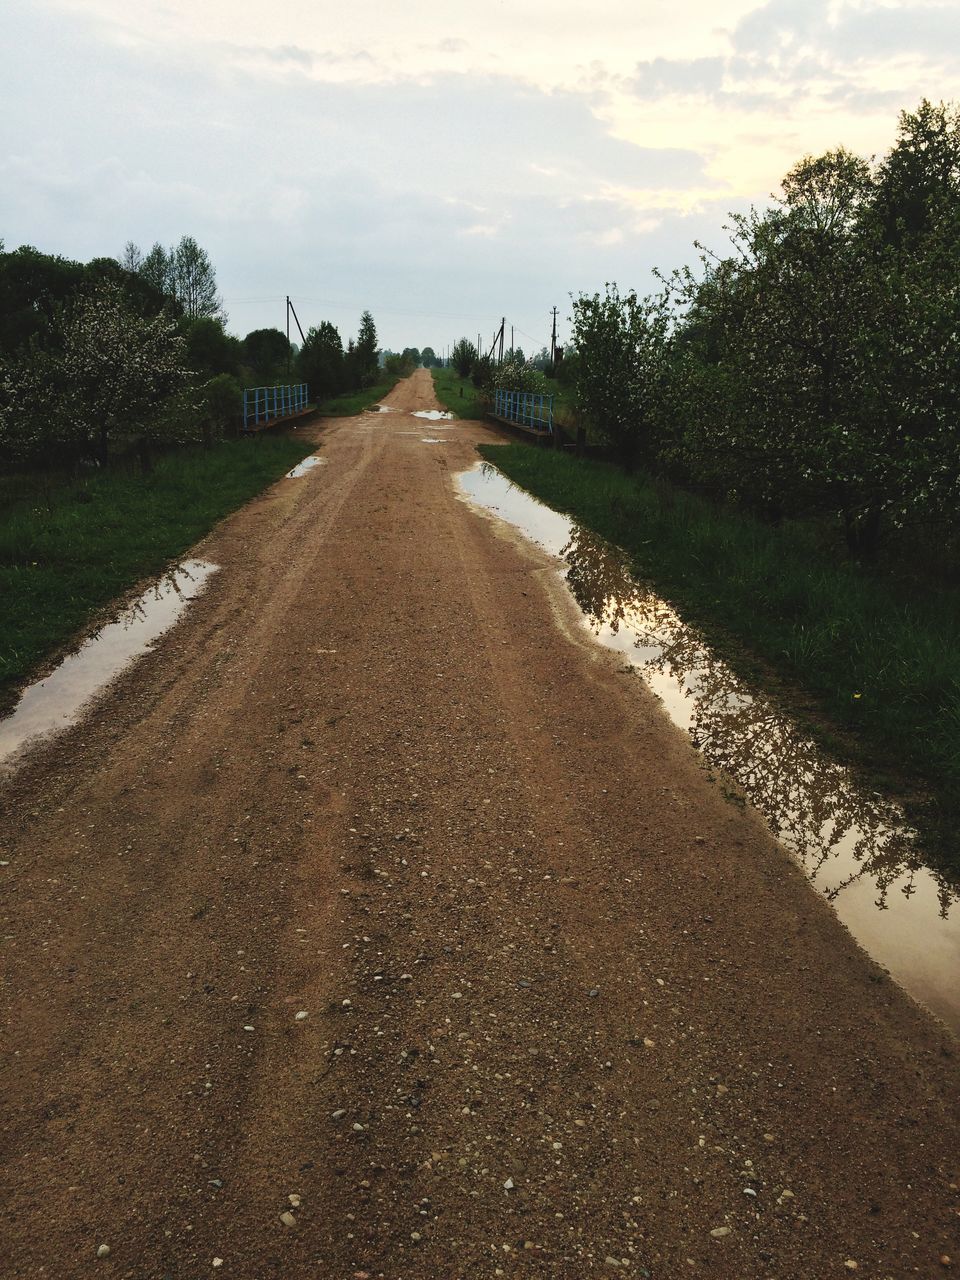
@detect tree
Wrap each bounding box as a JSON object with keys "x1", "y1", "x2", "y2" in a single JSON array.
[
  {"x1": 571, "y1": 284, "x2": 670, "y2": 470},
  {"x1": 120, "y1": 240, "x2": 143, "y2": 273},
  {"x1": 184, "y1": 317, "x2": 241, "y2": 379},
  {"x1": 0, "y1": 280, "x2": 190, "y2": 465},
  {"x1": 451, "y1": 338, "x2": 476, "y2": 377},
  {"x1": 356, "y1": 310, "x2": 379, "y2": 385},
  {"x1": 241, "y1": 328, "x2": 292, "y2": 382},
  {"x1": 420, "y1": 346, "x2": 438, "y2": 368},
  {"x1": 873, "y1": 99, "x2": 960, "y2": 248},
  {"x1": 140, "y1": 242, "x2": 172, "y2": 297},
  {"x1": 401, "y1": 347, "x2": 421, "y2": 368},
  {"x1": 297, "y1": 321, "x2": 344, "y2": 398},
  {"x1": 170, "y1": 236, "x2": 222, "y2": 322}
]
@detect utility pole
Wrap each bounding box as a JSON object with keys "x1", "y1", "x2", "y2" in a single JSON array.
[
  {"x1": 550, "y1": 306, "x2": 558, "y2": 366},
  {"x1": 510, "y1": 324, "x2": 514, "y2": 357},
  {"x1": 286, "y1": 296, "x2": 291, "y2": 374},
  {"x1": 500, "y1": 317, "x2": 505, "y2": 365}
]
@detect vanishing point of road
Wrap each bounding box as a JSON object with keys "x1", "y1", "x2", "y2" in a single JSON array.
[{"x1": 2, "y1": 371, "x2": 958, "y2": 1278}]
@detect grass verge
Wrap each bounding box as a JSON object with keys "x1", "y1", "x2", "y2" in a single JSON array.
[
  {"x1": 316, "y1": 378, "x2": 399, "y2": 417},
  {"x1": 478, "y1": 442, "x2": 960, "y2": 852},
  {"x1": 430, "y1": 367, "x2": 487, "y2": 421},
  {"x1": 0, "y1": 433, "x2": 314, "y2": 708}
]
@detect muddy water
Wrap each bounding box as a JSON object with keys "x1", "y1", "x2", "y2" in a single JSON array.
[
  {"x1": 413, "y1": 410, "x2": 455, "y2": 421},
  {"x1": 0, "y1": 561, "x2": 218, "y2": 775},
  {"x1": 457, "y1": 462, "x2": 960, "y2": 1034},
  {"x1": 286, "y1": 455, "x2": 325, "y2": 478}
]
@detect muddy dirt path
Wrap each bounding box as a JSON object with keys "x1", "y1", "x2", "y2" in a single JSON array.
[{"x1": 2, "y1": 369, "x2": 958, "y2": 1278}]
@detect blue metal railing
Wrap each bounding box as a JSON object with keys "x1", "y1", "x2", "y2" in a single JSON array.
[
  {"x1": 242, "y1": 383, "x2": 309, "y2": 430},
  {"x1": 494, "y1": 388, "x2": 553, "y2": 434}
]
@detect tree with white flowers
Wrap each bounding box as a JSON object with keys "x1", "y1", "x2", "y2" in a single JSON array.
[{"x1": 0, "y1": 280, "x2": 190, "y2": 466}]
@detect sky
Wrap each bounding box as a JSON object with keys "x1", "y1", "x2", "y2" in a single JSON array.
[{"x1": 4, "y1": 0, "x2": 960, "y2": 355}]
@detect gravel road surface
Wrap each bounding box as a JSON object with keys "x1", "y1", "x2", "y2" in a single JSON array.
[{"x1": 2, "y1": 371, "x2": 958, "y2": 1278}]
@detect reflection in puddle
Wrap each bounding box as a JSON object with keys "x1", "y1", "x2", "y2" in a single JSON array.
[
  {"x1": 0, "y1": 561, "x2": 218, "y2": 774},
  {"x1": 421, "y1": 438, "x2": 444, "y2": 444},
  {"x1": 371, "y1": 404, "x2": 397, "y2": 414},
  {"x1": 286, "y1": 455, "x2": 325, "y2": 478},
  {"x1": 457, "y1": 462, "x2": 960, "y2": 1033},
  {"x1": 413, "y1": 410, "x2": 455, "y2": 421}
]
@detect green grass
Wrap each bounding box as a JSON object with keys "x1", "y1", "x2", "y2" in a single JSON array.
[
  {"x1": 0, "y1": 433, "x2": 314, "y2": 707},
  {"x1": 478, "y1": 442, "x2": 960, "y2": 852},
  {"x1": 316, "y1": 378, "x2": 400, "y2": 417},
  {"x1": 430, "y1": 367, "x2": 487, "y2": 421}
]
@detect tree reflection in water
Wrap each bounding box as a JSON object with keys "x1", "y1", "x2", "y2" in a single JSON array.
[{"x1": 561, "y1": 522, "x2": 958, "y2": 919}]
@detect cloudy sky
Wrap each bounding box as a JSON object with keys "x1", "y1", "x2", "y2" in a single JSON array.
[{"x1": 4, "y1": 0, "x2": 960, "y2": 354}]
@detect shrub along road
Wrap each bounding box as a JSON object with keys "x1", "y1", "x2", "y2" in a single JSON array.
[{"x1": 1, "y1": 371, "x2": 957, "y2": 1278}]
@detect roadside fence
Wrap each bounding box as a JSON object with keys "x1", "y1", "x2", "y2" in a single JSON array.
[
  {"x1": 493, "y1": 388, "x2": 554, "y2": 436},
  {"x1": 242, "y1": 384, "x2": 309, "y2": 431}
]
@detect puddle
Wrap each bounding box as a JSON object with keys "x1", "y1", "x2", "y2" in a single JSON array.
[
  {"x1": 457, "y1": 462, "x2": 960, "y2": 1034},
  {"x1": 421, "y1": 438, "x2": 444, "y2": 444},
  {"x1": 371, "y1": 404, "x2": 397, "y2": 414},
  {"x1": 0, "y1": 561, "x2": 218, "y2": 775},
  {"x1": 286, "y1": 455, "x2": 325, "y2": 478},
  {"x1": 413, "y1": 410, "x2": 455, "y2": 421}
]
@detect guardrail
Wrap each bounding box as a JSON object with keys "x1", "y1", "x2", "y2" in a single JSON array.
[
  {"x1": 242, "y1": 384, "x2": 309, "y2": 431},
  {"x1": 494, "y1": 388, "x2": 553, "y2": 435}
]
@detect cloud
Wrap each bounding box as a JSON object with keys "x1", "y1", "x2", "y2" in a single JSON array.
[{"x1": 6, "y1": 0, "x2": 960, "y2": 352}]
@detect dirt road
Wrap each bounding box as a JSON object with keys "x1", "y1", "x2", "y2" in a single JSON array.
[{"x1": 2, "y1": 370, "x2": 958, "y2": 1278}]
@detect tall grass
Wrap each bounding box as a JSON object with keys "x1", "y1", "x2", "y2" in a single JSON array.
[
  {"x1": 316, "y1": 377, "x2": 399, "y2": 417},
  {"x1": 430, "y1": 367, "x2": 486, "y2": 421},
  {"x1": 0, "y1": 434, "x2": 313, "y2": 706},
  {"x1": 480, "y1": 443, "x2": 960, "y2": 844}
]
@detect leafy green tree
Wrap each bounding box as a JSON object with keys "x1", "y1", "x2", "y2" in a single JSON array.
[
  {"x1": 171, "y1": 236, "x2": 222, "y2": 321},
  {"x1": 297, "y1": 321, "x2": 344, "y2": 398},
  {"x1": 451, "y1": 338, "x2": 476, "y2": 377},
  {"x1": 183, "y1": 317, "x2": 240, "y2": 379},
  {"x1": 241, "y1": 328, "x2": 292, "y2": 383},
  {"x1": 401, "y1": 347, "x2": 421, "y2": 368},
  {"x1": 420, "y1": 346, "x2": 438, "y2": 368},
  {"x1": 571, "y1": 284, "x2": 670, "y2": 471},
  {"x1": 199, "y1": 373, "x2": 242, "y2": 444},
  {"x1": 873, "y1": 99, "x2": 960, "y2": 248},
  {"x1": 140, "y1": 242, "x2": 172, "y2": 297}
]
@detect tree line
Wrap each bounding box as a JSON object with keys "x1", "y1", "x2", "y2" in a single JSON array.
[
  {"x1": 0, "y1": 237, "x2": 386, "y2": 468},
  {"x1": 566, "y1": 99, "x2": 960, "y2": 561}
]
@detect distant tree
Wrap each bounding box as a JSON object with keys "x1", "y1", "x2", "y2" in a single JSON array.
[
  {"x1": 140, "y1": 242, "x2": 172, "y2": 297},
  {"x1": 420, "y1": 346, "x2": 438, "y2": 368},
  {"x1": 184, "y1": 317, "x2": 241, "y2": 379},
  {"x1": 241, "y1": 327, "x2": 292, "y2": 382},
  {"x1": 451, "y1": 337, "x2": 476, "y2": 377},
  {"x1": 120, "y1": 240, "x2": 143, "y2": 273},
  {"x1": 171, "y1": 236, "x2": 222, "y2": 321},
  {"x1": 401, "y1": 347, "x2": 421, "y2": 368},
  {"x1": 356, "y1": 309, "x2": 379, "y2": 384},
  {"x1": 298, "y1": 321, "x2": 345, "y2": 398}
]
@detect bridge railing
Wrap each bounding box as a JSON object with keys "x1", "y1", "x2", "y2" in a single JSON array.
[
  {"x1": 242, "y1": 384, "x2": 309, "y2": 431},
  {"x1": 493, "y1": 388, "x2": 553, "y2": 435}
]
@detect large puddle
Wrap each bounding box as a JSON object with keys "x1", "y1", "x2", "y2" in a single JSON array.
[
  {"x1": 0, "y1": 560, "x2": 218, "y2": 775},
  {"x1": 458, "y1": 462, "x2": 960, "y2": 1034},
  {"x1": 412, "y1": 410, "x2": 455, "y2": 421}
]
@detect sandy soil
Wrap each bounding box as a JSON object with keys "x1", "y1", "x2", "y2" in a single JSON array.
[{"x1": 2, "y1": 369, "x2": 958, "y2": 1278}]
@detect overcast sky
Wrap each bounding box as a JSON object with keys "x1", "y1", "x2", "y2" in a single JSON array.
[{"x1": 4, "y1": 0, "x2": 960, "y2": 354}]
